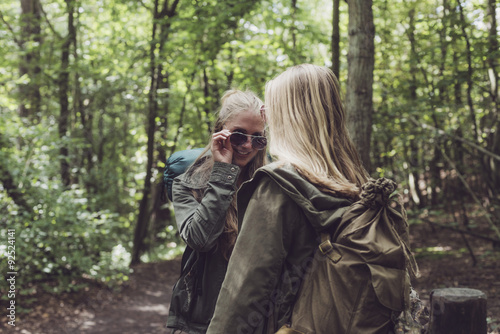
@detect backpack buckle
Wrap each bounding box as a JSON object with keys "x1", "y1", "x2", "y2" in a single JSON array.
[
  {"x1": 319, "y1": 240, "x2": 333, "y2": 255},
  {"x1": 319, "y1": 240, "x2": 342, "y2": 263}
]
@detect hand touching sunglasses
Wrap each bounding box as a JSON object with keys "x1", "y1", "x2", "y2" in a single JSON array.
[{"x1": 229, "y1": 132, "x2": 267, "y2": 150}]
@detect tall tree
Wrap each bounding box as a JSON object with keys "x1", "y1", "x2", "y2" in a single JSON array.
[
  {"x1": 57, "y1": 0, "x2": 76, "y2": 188},
  {"x1": 486, "y1": 0, "x2": 499, "y2": 189},
  {"x1": 457, "y1": 0, "x2": 479, "y2": 142},
  {"x1": 19, "y1": 0, "x2": 41, "y2": 120},
  {"x1": 331, "y1": 0, "x2": 340, "y2": 78},
  {"x1": 131, "y1": 0, "x2": 181, "y2": 265},
  {"x1": 406, "y1": 5, "x2": 425, "y2": 207},
  {"x1": 345, "y1": 0, "x2": 375, "y2": 171}
]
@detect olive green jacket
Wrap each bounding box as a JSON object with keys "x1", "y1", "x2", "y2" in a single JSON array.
[
  {"x1": 206, "y1": 163, "x2": 352, "y2": 334},
  {"x1": 167, "y1": 161, "x2": 240, "y2": 334}
]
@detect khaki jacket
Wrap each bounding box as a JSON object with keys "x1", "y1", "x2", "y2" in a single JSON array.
[
  {"x1": 207, "y1": 163, "x2": 352, "y2": 334},
  {"x1": 167, "y1": 161, "x2": 240, "y2": 334}
]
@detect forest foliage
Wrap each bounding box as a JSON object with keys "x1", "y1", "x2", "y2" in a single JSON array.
[{"x1": 0, "y1": 0, "x2": 499, "y2": 300}]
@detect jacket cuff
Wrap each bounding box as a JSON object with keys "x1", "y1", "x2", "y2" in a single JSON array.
[{"x1": 209, "y1": 162, "x2": 240, "y2": 184}]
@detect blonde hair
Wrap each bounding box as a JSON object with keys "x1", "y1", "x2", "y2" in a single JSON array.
[
  {"x1": 265, "y1": 64, "x2": 368, "y2": 198},
  {"x1": 189, "y1": 89, "x2": 266, "y2": 259}
]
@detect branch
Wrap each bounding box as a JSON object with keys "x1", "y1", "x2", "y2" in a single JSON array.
[
  {"x1": 169, "y1": 0, "x2": 181, "y2": 16},
  {"x1": 39, "y1": 1, "x2": 62, "y2": 39},
  {"x1": 421, "y1": 218, "x2": 500, "y2": 245},
  {"x1": 170, "y1": 69, "x2": 198, "y2": 155},
  {"x1": 409, "y1": 116, "x2": 500, "y2": 162},
  {"x1": 137, "y1": 0, "x2": 151, "y2": 11},
  {"x1": 0, "y1": 10, "x2": 22, "y2": 47}
]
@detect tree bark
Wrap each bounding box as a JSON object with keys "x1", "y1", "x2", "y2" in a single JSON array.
[
  {"x1": 0, "y1": 134, "x2": 33, "y2": 217},
  {"x1": 131, "y1": 0, "x2": 180, "y2": 265},
  {"x1": 486, "y1": 0, "x2": 500, "y2": 189},
  {"x1": 19, "y1": 0, "x2": 42, "y2": 120},
  {"x1": 457, "y1": 1, "x2": 479, "y2": 142},
  {"x1": 406, "y1": 7, "x2": 424, "y2": 207},
  {"x1": 437, "y1": 0, "x2": 450, "y2": 102},
  {"x1": 331, "y1": 0, "x2": 340, "y2": 78},
  {"x1": 291, "y1": 0, "x2": 297, "y2": 52},
  {"x1": 58, "y1": 0, "x2": 74, "y2": 188},
  {"x1": 345, "y1": 0, "x2": 375, "y2": 172},
  {"x1": 430, "y1": 288, "x2": 487, "y2": 334}
]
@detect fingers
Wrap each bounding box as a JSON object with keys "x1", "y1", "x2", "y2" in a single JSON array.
[
  {"x1": 211, "y1": 130, "x2": 233, "y2": 163},
  {"x1": 212, "y1": 129, "x2": 232, "y2": 144}
]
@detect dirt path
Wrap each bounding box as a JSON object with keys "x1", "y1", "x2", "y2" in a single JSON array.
[
  {"x1": 70, "y1": 260, "x2": 181, "y2": 334},
  {"x1": 2, "y1": 259, "x2": 181, "y2": 334},
  {"x1": 2, "y1": 221, "x2": 499, "y2": 334}
]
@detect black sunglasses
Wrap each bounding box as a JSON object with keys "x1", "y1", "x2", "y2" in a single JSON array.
[{"x1": 229, "y1": 132, "x2": 267, "y2": 150}]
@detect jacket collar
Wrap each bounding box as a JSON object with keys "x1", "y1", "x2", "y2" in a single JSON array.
[{"x1": 239, "y1": 162, "x2": 353, "y2": 233}]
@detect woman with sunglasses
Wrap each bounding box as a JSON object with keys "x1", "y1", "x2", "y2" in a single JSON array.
[
  {"x1": 166, "y1": 89, "x2": 267, "y2": 334},
  {"x1": 206, "y1": 65, "x2": 371, "y2": 334}
]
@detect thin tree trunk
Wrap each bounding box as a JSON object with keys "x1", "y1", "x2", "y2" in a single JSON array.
[
  {"x1": 457, "y1": 0, "x2": 479, "y2": 141},
  {"x1": 291, "y1": 0, "x2": 297, "y2": 52},
  {"x1": 58, "y1": 0, "x2": 74, "y2": 188},
  {"x1": 453, "y1": 50, "x2": 462, "y2": 105},
  {"x1": 345, "y1": 0, "x2": 375, "y2": 172},
  {"x1": 331, "y1": 0, "x2": 340, "y2": 78},
  {"x1": 406, "y1": 3, "x2": 443, "y2": 205},
  {"x1": 70, "y1": 2, "x2": 83, "y2": 186},
  {"x1": 70, "y1": 9, "x2": 94, "y2": 192},
  {"x1": 486, "y1": 0, "x2": 500, "y2": 189},
  {"x1": 19, "y1": 0, "x2": 42, "y2": 120},
  {"x1": 437, "y1": 0, "x2": 450, "y2": 102},
  {"x1": 205, "y1": 67, "x2": 216, "y2": 133},
  {"x1": 406, "y1": 7, "x2": 424, "y2": 207},
  {"x1": 131, "y1": 0, "x2": 180, "y2": 265},
  {"x1": 131, "y1": 0, "x2": 160, "y2": 266}
]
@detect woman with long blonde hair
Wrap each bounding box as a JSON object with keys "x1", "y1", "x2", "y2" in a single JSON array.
[
  {"x1": 166, "y1": 89, "x2": 267, "y2": 334},
  {"x1": 207, "y1": 64, "x2": 370, "y2": 334}
]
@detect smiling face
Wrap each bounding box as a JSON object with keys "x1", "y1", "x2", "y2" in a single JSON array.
[{"x1": 224, "y1": 111, "x2": 266, "y2": 168}]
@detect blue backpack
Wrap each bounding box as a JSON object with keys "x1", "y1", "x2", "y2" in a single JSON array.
[{"x1": 162, "y1": 148, "x2": 205, "y2": 201}]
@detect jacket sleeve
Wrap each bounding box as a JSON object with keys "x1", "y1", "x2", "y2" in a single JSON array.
[
  {"x1": 207, "y1": 176, "x2": 302, "y2": 334},
  {"x1": 172, "y1": 161, "x2": 240, "y2": 252}
]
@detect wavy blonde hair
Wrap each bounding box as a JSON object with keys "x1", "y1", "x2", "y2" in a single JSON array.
[
  {"x1": 189, "y1": 89, "x2": 266, "y2": 259},
  {"x1": 265, "y1": 64, "x2": 368, "y2": 198}
]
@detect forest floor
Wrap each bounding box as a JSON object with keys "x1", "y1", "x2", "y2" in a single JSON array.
[{"x1": 1, "y1": 216, "x2": 500, "y2": 334}]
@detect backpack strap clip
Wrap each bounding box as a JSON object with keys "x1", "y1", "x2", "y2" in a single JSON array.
[
  {"x1": 319, "y1": 240, "x2": 333, "y2": 255},
  {"x1": 319, "y1": 233, "x2": 342, "y2": 262}
]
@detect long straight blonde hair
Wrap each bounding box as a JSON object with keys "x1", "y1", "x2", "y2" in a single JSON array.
[
  {"x1": 188, "y1": 89, "x2": 266, "y2": 259},
  {"x1": 265, "y1": 64, "x2": 368, "y2": 198}
]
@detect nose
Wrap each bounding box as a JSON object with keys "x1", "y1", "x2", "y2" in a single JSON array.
[{"x1": 241, "y1": 137, "x2": 252, "y2": 149}]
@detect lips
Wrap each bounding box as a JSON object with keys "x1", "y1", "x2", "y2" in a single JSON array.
[{"x1": 234, "y1": 149, "x2": 251, "y2": 156}]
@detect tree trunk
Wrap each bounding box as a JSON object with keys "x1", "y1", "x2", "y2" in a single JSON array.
[
  {"x1": 131, "y1": 0, "x2": 180, "y2": 265},
  {"x1": 58, "y1": 0, "x2": 74, "y2": 188},
  {"x1": 131, "y1": 0, "x2": 160, "y2": 266},
  {"x1": 406, "y1": 7, "x2": 424, "y2": 207},
  {"x1": 291, "y1": 0, "x2": 297, "y2": 53},
  {"x1": 345, "y1": 0, "x2": 375, "y2": 172},
  {"x1": 70, "y1": 9, "x2": 94, "y2": 193},
  {"x1": 486, "y1": 0, "x2": 500, "y2": 189},
  {"x1": 331, "y1": 0, "x2": 340, "y2": 78},
  {"x1": 437, "y1": 0, "x2": 450, "y2": 102},
  {"x1": 457, "y1": 1, "x2": 479, "y2": 142},
  {"x1": 0, "y1": 134, "x2": 33, "y2": 217},
  {"x1": 429, "y1": 288, "x2": 487, "y2": 334},
  {"x1": 19, "y1": 0, "x2": 42, "y2": 120}
]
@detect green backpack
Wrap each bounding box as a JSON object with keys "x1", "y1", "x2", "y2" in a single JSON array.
[
  {"x1": 277, "y1": 178, "x2": 422, "y2": 334},
  {"x1": 162, "y1": 148, "x2": 204, "y2": 201}
]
